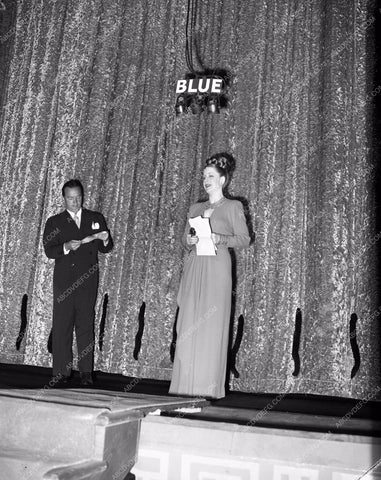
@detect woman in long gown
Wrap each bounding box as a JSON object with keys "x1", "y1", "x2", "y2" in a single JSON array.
[{"x1": 169, "y1": 154, "x2": 250, "y2": 399}]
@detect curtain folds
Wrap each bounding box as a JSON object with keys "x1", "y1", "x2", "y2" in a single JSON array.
[{"x1": 0, "y1": 0, "x2": 378, "y2": 398}]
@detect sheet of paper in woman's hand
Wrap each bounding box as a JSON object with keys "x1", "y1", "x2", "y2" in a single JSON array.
[{"x1": 189, "y1": 216, "x2": 216, "y2": 256}]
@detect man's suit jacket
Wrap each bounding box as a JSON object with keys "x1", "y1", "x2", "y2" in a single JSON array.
[{"x1": 43, "y1": 208, "x2": 113, "y2": 300}]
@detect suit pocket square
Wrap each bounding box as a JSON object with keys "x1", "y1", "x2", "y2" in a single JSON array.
[{"x1": 92, "y1": 222, "x2": 100, "y2": 230}]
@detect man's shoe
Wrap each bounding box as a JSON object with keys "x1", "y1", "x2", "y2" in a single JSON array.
[
  {"x1": 80, "y1": 372, "x2": 93, "y2": 386},
  {"x1": 51, "y1": 374, "x2": 70, "y2": 388}
]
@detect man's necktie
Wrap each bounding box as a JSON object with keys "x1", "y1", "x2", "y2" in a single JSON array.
[{"x1": 74, "y1": 213, "x2": 80, "y2": 228}]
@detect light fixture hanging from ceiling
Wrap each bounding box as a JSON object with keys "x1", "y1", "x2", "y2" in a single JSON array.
[{"x1": 175, "y1": 0, "x2": 230, "y2": 115}]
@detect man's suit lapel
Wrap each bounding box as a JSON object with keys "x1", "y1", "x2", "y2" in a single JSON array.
[
  {"x1": 62, "y1": 210, "x2": 82, "y2": 242},
  {"x1": 62, "y1": 208, "x2": 95, "y2": 237},
  {"x1": 63, "y1": 210, "x2": 77, "y2": 231}
]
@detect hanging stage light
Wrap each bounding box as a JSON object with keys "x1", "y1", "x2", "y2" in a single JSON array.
[
  {"x1": 175, "y1": 0, "x2": 230, "y2": 116},
  {"x1": 206, "y1": 94, "x2": 220, "y2": 114},
  {"x1": 175, "y1": 94, "x2": 188, "y2": 115},
  {"x1": 175, "y1": 74, "x2": 228, "y2": 115}
]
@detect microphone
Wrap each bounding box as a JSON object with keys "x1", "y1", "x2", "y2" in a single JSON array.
[{"x1": 189, "y1": 227, "x2": 196, "y2": 237}]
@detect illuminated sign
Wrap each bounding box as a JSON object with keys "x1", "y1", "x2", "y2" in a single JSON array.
[{"x1": 176, "y1": 77, "x2": 223, "y2": 94}]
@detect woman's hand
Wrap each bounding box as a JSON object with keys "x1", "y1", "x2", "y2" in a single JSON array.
[
  {"x1": 186, "y1": 234, "x2": 199, "y2": 245},
  {"x1": 211, "y1": 233, "x2": 221, "y2": 245}
]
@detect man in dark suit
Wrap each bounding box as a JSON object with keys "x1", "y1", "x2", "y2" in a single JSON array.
[{"x1": 43, "y1": 179, "x2": 113, "y2": 386}]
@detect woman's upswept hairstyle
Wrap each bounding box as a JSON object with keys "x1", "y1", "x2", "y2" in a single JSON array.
[{"x1": 204, "y1": 153, "x2": 235, "y2": 190}]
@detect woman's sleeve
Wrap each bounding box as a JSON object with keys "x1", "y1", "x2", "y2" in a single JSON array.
[{"x1": 218, "y1": 201, "x2": 251, "y2": 248}]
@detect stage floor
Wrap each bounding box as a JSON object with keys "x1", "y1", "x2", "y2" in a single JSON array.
[{"x1": 1, "y1": 362, "x2": 380, "y2": 438}]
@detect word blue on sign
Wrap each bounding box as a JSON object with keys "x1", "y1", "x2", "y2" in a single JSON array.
[{"x1": 176, "y1": 78, "x2": 223, "y2": 94}]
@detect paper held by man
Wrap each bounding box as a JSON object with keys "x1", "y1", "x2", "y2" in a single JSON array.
[
  {"x1": 80, "y1": 231, "x2": 108, "y2": 244},
  {"x1": 189, "y1": 216, "x2": 216, "y2": 256}
]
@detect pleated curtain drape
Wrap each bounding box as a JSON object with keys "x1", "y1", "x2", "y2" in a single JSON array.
[{"x1": 0, "y1": 0, "x2": 378, "y2": 398}]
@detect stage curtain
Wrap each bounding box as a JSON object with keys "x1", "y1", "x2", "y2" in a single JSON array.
[{"x1": 0, "y1": 0, "x2": 378, "y2": 399}]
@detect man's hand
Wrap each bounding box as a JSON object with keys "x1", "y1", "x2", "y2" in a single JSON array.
[
  {"x1": 97, "y1": 231, "x2": 109, "y2": 243},
  {"x1": 65, "y1": 240, "x2": 81, "y2": 251}
]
